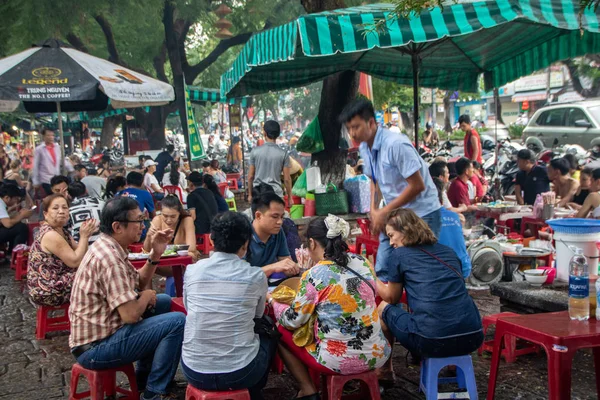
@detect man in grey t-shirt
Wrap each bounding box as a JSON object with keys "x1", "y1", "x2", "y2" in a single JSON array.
[{"x1": 248, "y1": 120, "x2": 292, "y2": 207}]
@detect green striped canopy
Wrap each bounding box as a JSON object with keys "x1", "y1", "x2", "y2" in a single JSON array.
[
  {"x1": 189, "y1": 87, "x2": 252, "y2": 107},
  {"x1": 221, "y1": 0, "x2": 600, "y2": 97}
]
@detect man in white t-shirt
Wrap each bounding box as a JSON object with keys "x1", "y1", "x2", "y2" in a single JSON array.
[
  {"x1": 0, "y1": 184, "x2": 33, "y2": 252},
  {"x1": 81, "y1": 168, "x2": 107, "y2": 199},
  {"x1": 143, "y1": 159, "x2": 165, "y2": 200}
]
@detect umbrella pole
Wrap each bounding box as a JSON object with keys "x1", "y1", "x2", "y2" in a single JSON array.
[
  {"x1": 56, "y1": 102, "x2": 65, "y2": 175},
  {"x1": 412, "y1": 52, "x2": 420, "y2": 149}
]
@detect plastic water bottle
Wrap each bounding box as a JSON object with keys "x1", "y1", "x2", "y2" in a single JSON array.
[
  {"x1": 569, "y1": 248, "x2": 589, "y2": 321},
  {"x1": 596, "y1": 278, "x2": 600, "y2": 320}
]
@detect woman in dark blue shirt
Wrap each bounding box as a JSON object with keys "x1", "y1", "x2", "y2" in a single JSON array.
[
  {"x1": 202, "y1": 173, "x2": 229, "y2": 213},
  {"x1": 376, "y1": 208, "x2": 483, "y2": 364}
]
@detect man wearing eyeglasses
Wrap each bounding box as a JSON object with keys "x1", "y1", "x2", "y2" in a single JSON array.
[{"x1": 68, "y1": 197, "x2": 186, "y2": 400}]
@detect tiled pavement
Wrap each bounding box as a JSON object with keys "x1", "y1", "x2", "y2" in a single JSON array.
[{"x1": 0, "y1": 261, "x2": 597, "y2": 399}]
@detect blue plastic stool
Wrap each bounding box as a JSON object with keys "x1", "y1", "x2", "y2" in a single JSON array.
[
  {"x1": 165, "y1": 277, "x2": 176, "y2": 297},
  {"x1": 419, "y1": 355, "x2": 478, "y2": 400}
]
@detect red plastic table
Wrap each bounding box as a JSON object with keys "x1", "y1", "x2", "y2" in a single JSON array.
[
  {"x1": 487, "y1": 311, "x2": 600, "y2": 400},
  {"x1": 130, "y1": 255, "x2": 193, "y2": 297},
  {"x1": 520, "y1": 216, "x2": 548, "y2": 239}
]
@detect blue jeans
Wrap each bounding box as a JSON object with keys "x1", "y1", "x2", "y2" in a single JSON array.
[
  {"x1": 75, "y1": 294, "x2": 185, "y2": 395},
  {"x1": 382, "y1": 304, "x2": 483, "y2": 358},
  {"x1": 375, "y1": 208, "x2": 442, "y2": 282},
  {"x1": 181, "y1": 335, "x2": 277, "y2": 400}
]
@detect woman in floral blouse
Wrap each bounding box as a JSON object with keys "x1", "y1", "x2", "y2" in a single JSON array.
[
  {"x1": 27, "y1": 194, "x2": 98, "y2": 306},
  {"x1": 270, "y1": 215, "x2": 391, "y2": 400}
]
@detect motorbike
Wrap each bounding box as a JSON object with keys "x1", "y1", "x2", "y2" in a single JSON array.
[
  {"x1": 90, "y1": 147, "x2": 125, "y2": 167},
  {"x1": 485, "y1": 139, "x2": 524, "y2": 198}
]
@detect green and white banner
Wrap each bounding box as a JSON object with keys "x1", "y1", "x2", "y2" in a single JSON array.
[{"x1": 184, "y1": 80, "x2": 205, "y2": 161}]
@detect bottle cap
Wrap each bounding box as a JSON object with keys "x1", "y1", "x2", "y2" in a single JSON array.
[{"x1": 575, "y1": 247, "x2": 584, "y2": 255}]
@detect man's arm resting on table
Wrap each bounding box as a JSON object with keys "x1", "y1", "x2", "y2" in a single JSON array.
[
  {"x1": 381, "y1": 171, "x2": 426, "y2": 214},
  {"x1": 261, "y1": 256, "x2": 295, "y2": 277},
  {"x1": 0, "y1": 210, "x2": 29, "y2": 229},
  {"x1": 515, "y1": 184, "x2": 524, "y2": 205},
  {"x1": 376, "y1": 280, "x2": 404, "y2": 304},
  {"x1": 117, "y1": 290, "x2": 154, "y2": 324}
]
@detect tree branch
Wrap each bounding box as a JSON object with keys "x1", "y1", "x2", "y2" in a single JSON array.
[
  {"x1": 563, "y1": 59, "x2": 598, "y2": 98},
  {"x1": 66, "y1": 33, "x2": 89, "y2": 53},
  {"x1": 177, "y1": 19, "x2": 194, "y2": 72},
  {"x1": 153, "y1": 42, "x2": 169, "y2": 83},
  {"x1": 94, "y1": 14, "x2": 122, "y2": 64},
  {"x1": 183, "y1": 31, "x2": 253, "y2": 84}
]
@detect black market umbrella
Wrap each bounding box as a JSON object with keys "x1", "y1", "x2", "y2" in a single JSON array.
[{"x1": 0, "y1": 39, "x2": 174, "y2": 166}]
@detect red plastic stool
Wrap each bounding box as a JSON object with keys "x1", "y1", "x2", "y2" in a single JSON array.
[
  {"x1": 171, "y1": 297, "x2": 187, "y2": 314},
  {"x1": 196, "y1": 234, "x2": 214, "y2": 255},
  {"x1": 185, "y1": 385, "x2": 250, "y2": 400},
  {"x1": 69, "y1": 363, "x2": 138, "y2": 400},
  {"x1": 227, "y1": 178, "x2": 239, "y2": 191},
  {"x1": 313, "y1": 370, "x2": 381, "y2": 400},
  {"x1": 478, "y1": 312, "x2": 539, "y2": 363},
  {"x1": 271, "y1": 353, "x2": 284, "y2": 374},
  {"x1": 36, "y1": 303, "x2": 70, "y2": 340},
  {"x1": 14, "y1": 250, "x2": 28, "y2": 280}
]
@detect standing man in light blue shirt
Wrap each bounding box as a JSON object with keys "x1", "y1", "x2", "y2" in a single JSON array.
[{"x1": 340, "y1": 99, "x2": 441, "y2": 281}]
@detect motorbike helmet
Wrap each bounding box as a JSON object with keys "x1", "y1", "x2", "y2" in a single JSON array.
[
  {"x1": 525, "y1": 136, "x2": 544, "y2": 153},
  {"x1": 590, "y1": 137, "x2": 600, "y2": 158}
]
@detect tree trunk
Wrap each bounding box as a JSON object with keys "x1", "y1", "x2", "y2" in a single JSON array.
[
  {"x1": 100, "y1": 116, "x2": 122, "y2": 148},
  {"x1": 299, "y1": 0, "x2": 352, "y2": 187},
  {"x1": 400, "y1": 112, "x2": 413, "y2": 139},
  {"x1": 137, "y1": 107, "x2": 168, "y2": 149},
  {"x1": 312, "y1": 70, "x2": 359, "y2": 187},
  {"x1": 493, "y1": 88, "x2": 505, "y2": 124},
  {"x1": 443, "y1": 91, "x2": 452, "y2": 133}
]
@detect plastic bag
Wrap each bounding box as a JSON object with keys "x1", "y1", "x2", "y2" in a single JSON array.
[
  {"x1": 292, "y1": 314, "x2": 317, "y2": 347},
  {"x1": 296, "y1": 117, "x2": 324, "y2": 154},
  {"x1": 292, "y1": 170, "x2": 308, "y2": 197},
  {"x1": 306, "y1": 163, "x2": 322, "y2": 193},
  {"x1": 271, "y1": 285, "x2": 296, "y2": 305},
  {"x1": 272, "y1": 283, "x2": 316, "y2": 347}
]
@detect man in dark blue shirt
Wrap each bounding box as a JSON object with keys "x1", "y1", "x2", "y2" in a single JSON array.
[
  {"x1": 246, "y1": 190, "x2": 299, "y2": 285},
  {"x1": 117, "y1": 172, "x2": 155, "y2": 218},
  {"x1": 515, "y1": 149, "x2": 550, "y2": 205},
  {"x1": 154, "y1": 144, "x2": 176, "y2": 183}
]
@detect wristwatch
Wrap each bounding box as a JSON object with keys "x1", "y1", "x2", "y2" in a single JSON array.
[{"x1": 148, "y1": 259, "x2": 160, "y2": 265}]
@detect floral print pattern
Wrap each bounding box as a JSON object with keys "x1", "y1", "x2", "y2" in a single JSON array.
[
  {"x1": 27, "y1": 223, "x2": 75, "y2": 306},
  {"x1": 275, "y1": 254, "x2": 391, "y2": 374}
]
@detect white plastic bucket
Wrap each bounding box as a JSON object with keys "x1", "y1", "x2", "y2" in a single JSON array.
[{"x1": 554, "y1": 231, "x2": 600, "y2": 282}]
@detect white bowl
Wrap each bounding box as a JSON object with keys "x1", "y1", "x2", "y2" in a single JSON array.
[
  {"x1": 524, "y1": 270, "x2": 547, "y2": 287},
  {"x1": 177, "y1": 250, "x2": 189, "y2": 256}
]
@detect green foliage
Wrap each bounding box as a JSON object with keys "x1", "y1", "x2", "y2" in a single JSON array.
[
  {"x1": 372, "y1": 77, "x2": 415, "y2": 111},
  {"x1": 286, "y1": 82, "x2": 322, "y2": 122},
  {"x1": 508, "y1": 124, "x2": 525, "y2": 139}
]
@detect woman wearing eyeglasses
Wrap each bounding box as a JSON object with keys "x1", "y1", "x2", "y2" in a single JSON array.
[{"x1": 144, "y1": 195, "x2": 200, "y2": 268}]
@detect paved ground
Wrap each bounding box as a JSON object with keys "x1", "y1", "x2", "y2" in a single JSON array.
[{"x1": 0, "y1": 260, "x2": 598, "y2": 400}]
